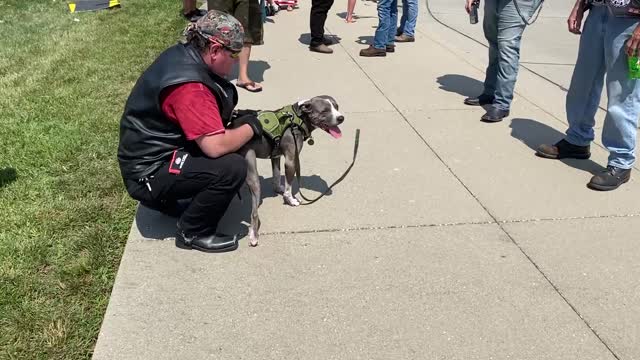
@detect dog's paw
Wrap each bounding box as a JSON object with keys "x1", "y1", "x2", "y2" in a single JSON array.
[
  {"x1": 283, "y1": 193, "x2": 300, "y2": 207},
  {"x1": 248, "y1": 229, "x2": 259, "y2": 247}
]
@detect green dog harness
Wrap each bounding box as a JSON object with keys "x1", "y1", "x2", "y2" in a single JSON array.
[{"x1": 257, "y1": 105, "x2": 312, "y2": 156}]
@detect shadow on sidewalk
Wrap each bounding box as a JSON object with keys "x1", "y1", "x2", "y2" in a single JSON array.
[
  {"x1": 356, "y1": 35, "x2": 374, "y2": 45},
  {"x1": 335, "y1": 12, "x2": 376, "y2": 20},
  {"x1": 228, "y1": 60, "x2": 271, "y2": 83},
  {"x1": 135, "y1": 175, "x2": 332, "y2": 240},
  {"x1": 436, "y1": 74, "x2": 484, "y2": 97},
  {"x1": 510, "y1": 118, "x2": 605, "y2": 175},
  {"x1": 0, "y1": 167, "x2": 17, "y2": 188},
  {"x1": 298, "y1": 33, "x2": 342, "y2": 45}
]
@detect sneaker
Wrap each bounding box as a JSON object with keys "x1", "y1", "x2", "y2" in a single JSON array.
[
  {"x1": 536, "y1": 139, "x2": 591, "y2": 160},
  {"x1": 587, "y1": 166, "x2": 631, "y2": 191},
  {"x1": 310, "y1": 44, "x2": 333, "y2": 54},
  {"x1": 359, "y1": 45, "x2": 386, "y2": 57}
]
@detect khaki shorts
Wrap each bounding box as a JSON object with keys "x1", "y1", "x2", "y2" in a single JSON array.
[{"x1": 207, "y1": 0, "x2": 264, "y2": 45}]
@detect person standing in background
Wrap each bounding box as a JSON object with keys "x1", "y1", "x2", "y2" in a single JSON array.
[{"x1": 309, "y1": 0, "x2": 337, "y2": 53}]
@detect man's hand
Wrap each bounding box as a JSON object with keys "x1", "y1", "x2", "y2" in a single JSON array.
[
  {"x1": 234, "y1": 114, "x2": 263, "y2": 139},
  {"x1": 626, "y1": 25, "x2": 640, "y2": 57},
  {"x1": 567, "y1": 4, "x2": 585, "y2": 34},
  {"x1": 465, "y1": 0, "x2": 478, "y2": 14}
]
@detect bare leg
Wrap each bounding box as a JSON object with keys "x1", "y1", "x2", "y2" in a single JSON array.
[
  {"x1": 271, "y1": 157, "x2": 285, "y2": 194},
  {"x1": 245, "y1": 150, "x2": 261, "y2": 246},
  {"x1": 237, "y1": 44, "x2": 263, "y2": 92},
  {"x1": 346, "y1": 0, "x2": 356, "y2": 22}
]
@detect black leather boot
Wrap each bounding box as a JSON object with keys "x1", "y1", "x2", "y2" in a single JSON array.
[
  {"x1": 588, "y1": 166, "x2": 631, "y2": 191},
  {"x1": 175, "y1": 226, "x2": 239, "y2": 253},
  {"x1": 480, "y1": 106, "x2": 510, "y2": 122},
  {"x1": 536, "y1": 139, "x2": 591, "y2": 160}
]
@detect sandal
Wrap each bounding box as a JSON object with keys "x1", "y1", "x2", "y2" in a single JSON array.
[{"x1": 236, "y1": 81, "x2": 263, "y2": 93}]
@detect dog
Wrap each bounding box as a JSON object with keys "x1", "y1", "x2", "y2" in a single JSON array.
[{"x1": 234, "y1": 96, "x2": 344, "y2": 246}]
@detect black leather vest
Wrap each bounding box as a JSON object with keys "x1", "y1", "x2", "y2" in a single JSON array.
[{"x1": 117, "y1": 43, "x2": 238, "y2": 180}]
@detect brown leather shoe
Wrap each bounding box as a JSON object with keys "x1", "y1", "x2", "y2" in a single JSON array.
[
  {"x1": 395, "y1": 34, "x2": 415, "y2": 42},
  {"x1": 360, "y1": 45, "x2": 386, "y2": 57},
  {"x1": 386, "y1": 44, "x2": 395, "y2": 53},
  {"x1": 536, "y1": 139, "x2": 591, "y2": 159},
  {"x1": 309, "y1": 44, "x2": 333, "y2": 54}
]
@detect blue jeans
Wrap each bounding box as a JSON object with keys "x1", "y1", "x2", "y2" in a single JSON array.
[
  {"x1": 373, "y1": 0, "x2": 398, "y2": 49},
  {"x1": 482, "y1": 0, "x2": 537, "y2": 111},
  {"x1": 397, "y1": 0, "x2": 418, "y2": 37},
  {"x1": 565, "y1": 6, "x2": 640, "y2": 169}
]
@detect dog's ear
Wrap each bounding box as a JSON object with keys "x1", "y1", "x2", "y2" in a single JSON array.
[{"x1": 300, "y1": 101, "x2": 312, "y2": 113}]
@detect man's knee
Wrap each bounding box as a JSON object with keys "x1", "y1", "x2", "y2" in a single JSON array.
[{"x1": 497, "y1": 36, "x2": 522, "y2": 57}]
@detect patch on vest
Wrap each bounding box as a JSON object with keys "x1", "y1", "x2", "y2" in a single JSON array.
[{"x1": 610, "y1": 0, "x2": 630, "y2": 7}]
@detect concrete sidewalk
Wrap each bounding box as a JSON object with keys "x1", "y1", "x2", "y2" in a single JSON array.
[{"x1": 93, "y1": 1, "x2": 640, "y2": 359}]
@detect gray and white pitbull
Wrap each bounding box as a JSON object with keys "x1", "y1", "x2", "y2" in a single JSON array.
[{"x1": 238, "y1": 95, "x2": 344, "y2": 246}]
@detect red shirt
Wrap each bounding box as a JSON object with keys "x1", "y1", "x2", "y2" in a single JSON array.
[{"x1": 160, "y1": 82, "x2": 225, "y2": 141}]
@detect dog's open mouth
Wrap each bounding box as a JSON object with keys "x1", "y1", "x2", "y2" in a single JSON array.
[{"x1": 321, "y1": 125, "x2": 342, "y2": 139}]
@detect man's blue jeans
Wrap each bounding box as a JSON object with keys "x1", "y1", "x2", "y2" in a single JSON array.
[
  {"x1": 373, "y1": 0, "x2": 398, "y2": 49},
  {"x1": 482, "y1": 0, "x2": 537, "y2": 111},
  {"x1": 565, "y1": 6, "x2": 640, "y2": 169},
  {"x1": 397, "y1": 0, "x2": 418, "y2": 37}
]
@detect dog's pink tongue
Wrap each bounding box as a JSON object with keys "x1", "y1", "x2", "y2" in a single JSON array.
[{"x1": 327, "y1": 126, "x2": 342, "y2": 139}]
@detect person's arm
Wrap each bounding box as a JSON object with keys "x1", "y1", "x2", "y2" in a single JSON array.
[
  {"x1": 160, "y1": 82, "x2": 260, "y2": 158},
  {"x1": 626, "y1": 19, "x2": 640, "y2": 57},
  {"x1": 465, "y1": 0, "x2": 477, "y2": 14},
  {"x1": 568, "y1": 0, "x2": 587, "y2": 34},
  {"x1": 195, "y1": 125, "x2": 254, "y2": 158}
]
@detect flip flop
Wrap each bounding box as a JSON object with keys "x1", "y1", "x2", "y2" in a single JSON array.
[{"x1": 236, "y1": 81, "x2": 263, "y2": 93}]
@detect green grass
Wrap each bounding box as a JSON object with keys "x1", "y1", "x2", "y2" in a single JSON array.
[{"x1": 0, "y1": 1, "x2": 187, "y2": 358}]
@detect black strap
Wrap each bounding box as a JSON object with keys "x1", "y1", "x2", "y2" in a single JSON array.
[{"x1": 293, "y1": 129, "x2": 360, "y2": 206}]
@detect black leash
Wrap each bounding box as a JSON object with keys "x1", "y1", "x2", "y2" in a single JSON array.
[{"x1": 293, "y1": 129, "x2": 360, "y2": 206}]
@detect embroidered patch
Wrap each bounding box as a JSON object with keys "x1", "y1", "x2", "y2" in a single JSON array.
[{"x1": 610, "y1": 0, "x2": 631, "y2": 7}]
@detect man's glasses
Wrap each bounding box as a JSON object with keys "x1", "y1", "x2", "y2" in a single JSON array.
[{"x1": 217, "y1": 42, "x2": 240, "y2": 59}]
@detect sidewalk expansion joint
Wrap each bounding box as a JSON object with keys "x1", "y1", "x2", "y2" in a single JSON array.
[
  {"x1": 259, "y1": 212, "x2": 640, "y2": 237},
  {"x1": 498, "y1": 213, "x2": 640, "y2": 225},
  {"x1": 260, "y1": 221, "x2": 497, "y2": 236}
]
